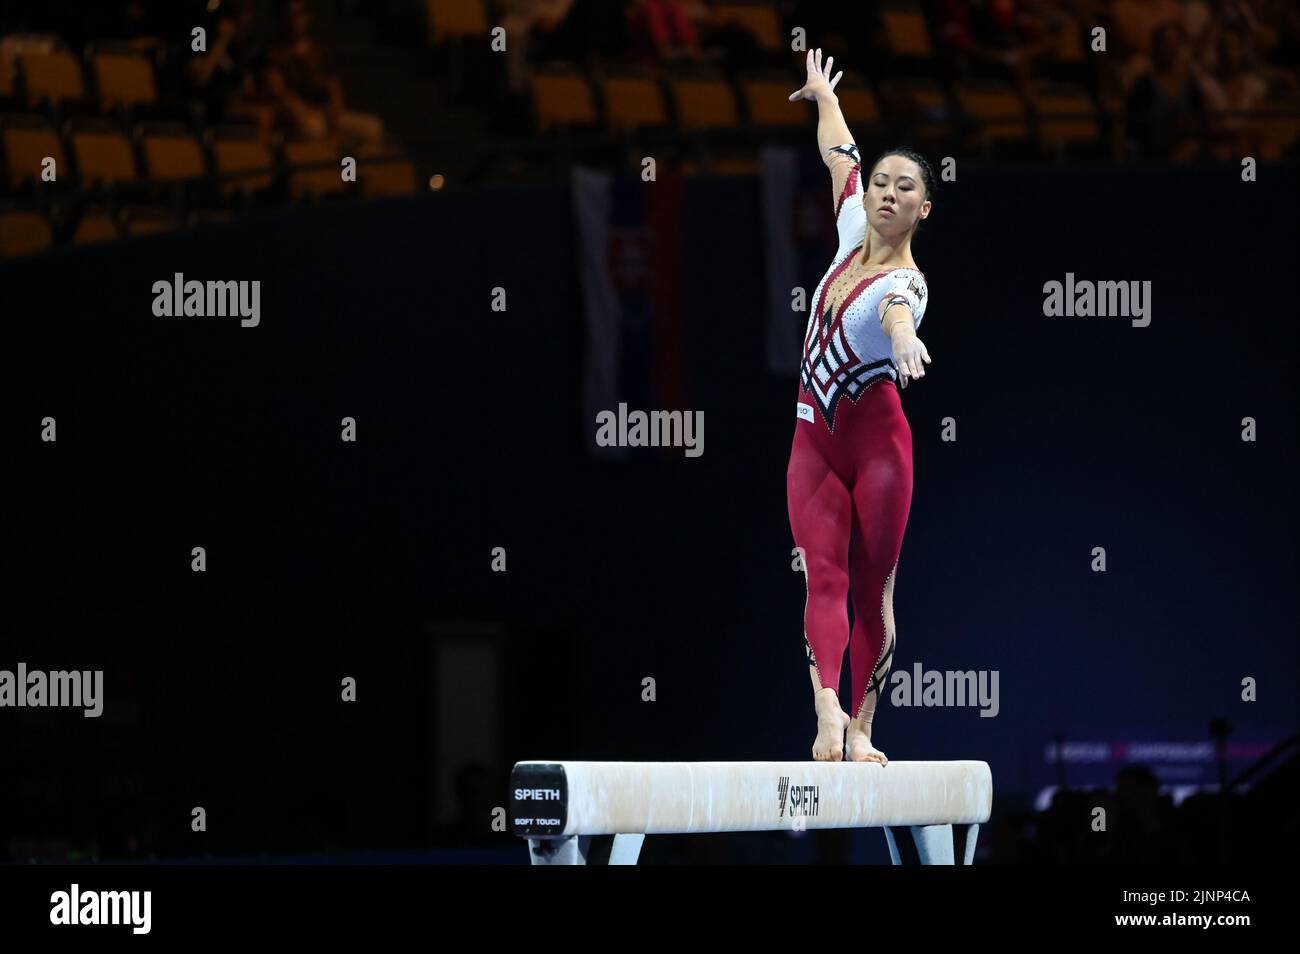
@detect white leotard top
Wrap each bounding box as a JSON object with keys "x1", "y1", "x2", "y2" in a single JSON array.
[{"x1": 797, "y1": 143, "x2": 929, "y2": 433}]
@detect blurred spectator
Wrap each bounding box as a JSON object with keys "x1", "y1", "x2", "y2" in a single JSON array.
[
  {"x1": 627, "y1": 0, "x2": 705, "y2": 66},
  {"x1": 1124, "y1": 21, "x2": 1216, "y2": 159},
  {"x1": 1201, "y1": 28, "x2": 1269, "y2": 157},
  {"x1": 187, "y1": 0, "x2": 270, "y2": 127},
  {"x1": 938, "y1": 0, "x2": 1067, "y2": 94},
  {"x1": 263, "y1": 0, "x2": 383, "y2": 142},
  {"x1": 691, "y1": 1, "x2": 767, "y2": 74},
  {"x1": 776, "y1": 0, "x2": 864, "y2": 57},
  {"x1": 1252, "y1": 0, "x2": 1300, "y2": 90},
  {"x1": 1190, "y1": 0, "x2": 1268, "y2": 71},
  {"x1": 1109, "y1": 0, "x2": 1186, "y2": 58},
  {"x1": 1108, "y1": 765, "x2": 1180, "y2": 863},
  {"x1": 498, "y1": 0, "x2": 578, "y2": 93},
  {"x1": 530, "y1": 0, "x2": 632, "y2": 67}
]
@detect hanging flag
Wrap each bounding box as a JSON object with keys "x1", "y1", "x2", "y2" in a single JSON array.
[{"x1": 572, "y1": 165, "x2": 689, "y2": 459}]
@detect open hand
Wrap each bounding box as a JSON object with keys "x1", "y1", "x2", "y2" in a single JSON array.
[
  {"x1": 789, "y1": 48, "x2": 843, "y2": 102},
  {"x1": 892, "y1": 333, "x2": 932, "y2": 388}
]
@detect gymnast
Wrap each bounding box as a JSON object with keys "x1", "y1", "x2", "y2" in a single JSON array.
[{"x1": 786, "y1": 49, "x2": 935, "y2": 764}]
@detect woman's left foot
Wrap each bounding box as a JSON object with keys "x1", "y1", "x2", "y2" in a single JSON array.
[{"x1": 845, "y1": 719, "x2": 888, "y2": 764}]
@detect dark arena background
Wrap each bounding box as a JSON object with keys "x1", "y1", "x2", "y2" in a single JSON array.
[{"x1": 0, "y1": 0, "x2": 1296, "y2": 934}]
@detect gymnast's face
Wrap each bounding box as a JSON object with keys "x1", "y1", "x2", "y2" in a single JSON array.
[{"x1": 865, "y1": 156, "x2": 930, "y2": 239}]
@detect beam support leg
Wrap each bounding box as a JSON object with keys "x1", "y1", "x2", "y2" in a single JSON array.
[
  {"x1": 954, "y1": 823, "x2": 979, "y2": 864},
  {"x1": 885, "y1": 823, "x2": 980, "y2": 865},
  {"x1": 527, "y1": 834, "x2": 645, "y2": 865}
]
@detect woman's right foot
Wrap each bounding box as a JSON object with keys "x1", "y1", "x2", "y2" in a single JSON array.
[{"x1": 812, "y1": 688, "x2": 850, "y2": 760}]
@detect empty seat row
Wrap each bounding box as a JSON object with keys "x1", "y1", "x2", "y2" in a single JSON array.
[
  {"x1": 2, "y1": 122, "x2": 419, "y2": 199},
  {"x1": 0, "y1": 205, "x2": 202, "y2": 257},
  {"x1": 1, "y1": 44, "x2": 160, "y2": 111},
  {"x1": 531, "y1": 65, "x2": 1104, "y2": 151}
]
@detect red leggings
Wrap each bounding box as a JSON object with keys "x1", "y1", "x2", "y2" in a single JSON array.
[{"x1": 786, "y1": 378, "x2": 913, "y2": 729}]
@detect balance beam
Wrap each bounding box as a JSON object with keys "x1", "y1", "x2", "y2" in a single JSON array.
[{"x1": 510, "y1": 760, "x2": 992, "y2": 865}]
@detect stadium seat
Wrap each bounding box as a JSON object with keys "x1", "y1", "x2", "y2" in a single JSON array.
[
  {"x1": 2, "y1": 122, "x2": 66, "y2": 187},
  {"x1": 955, "y1": 79, "x2": 1030, "y2": 144},
  {"x1": 73, "y1": 213, "x2": 119, "y2": 244},
  {"x1": 426, "y1": 0, "x2": 488, "y2": 45},
  {"x1": 140, "y1": 130, "x2": 205, "y2": 181},
  {"x1": 19, "y1": 50, "x2": 85, "y2": 106},
  {"x1": 531, "y1": 66, "x2": 598, "y2": 133},
  {"x1": 0, "y1": 210, "x2": 53, "y2": 256},
  {"x1": 1254, "y1": 106, "x2": 1300, "y2": 161},
  {"x1": 881, "y1": 3, "x2": 934, "y2": 59},
  {"x1": 600, "y1": 71, "x2": 669, "y2": 133},
  {"x1": 1030, "y1": 82, "x2": 1100, "y2": 152},
  {"x1": 667, "y1": 73, "x2": 739, "y2": 130},
  {"x1": 92, "y1": 51, "x2": 158, "y2": 111},
  {"x1": 1055, "y1": 16, "x2": 1087, "y2": 64},
  {"x1": 358, "y1": 143, "x2": 419, "y2": 196},
  {"x1": 212, "y1": 134, "x2": 275, "y2": 197},
  {"x1": 70, "y1": 126, "x2": 138, "y2": 186},
  {"x1": 283, "y1": 138, "x2": 347, "y2": 199},
  {"x1": 711, "y1": 4, "x2": 783, "y2": 51},
  {"x1": 836, "y1": 81, "x2": 882, "y2": 127},
  {"x1": 738, "y1": 73, "x2": 805, "y2": 128}
]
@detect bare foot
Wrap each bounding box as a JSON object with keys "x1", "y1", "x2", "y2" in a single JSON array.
[
  {"x1": 812, "y1": 688, "x2": 850, "y2": 761},
  {"x1": 845, "y1": 718, "x2": 888, "y2": 764}
]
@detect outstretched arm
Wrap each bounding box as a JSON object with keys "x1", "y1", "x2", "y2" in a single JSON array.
[{"x1": 790, "y1": 49, "x2": 861, "y2": 213}]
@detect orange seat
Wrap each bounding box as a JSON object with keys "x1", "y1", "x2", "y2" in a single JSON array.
[
  {"x1": 739, "y1": 76, "x2": 805, "y2": 127},
  {"x1": 74, "y1": 214, "x2": 119, "y2": 244},
  {"x1": 1254, "y1": 110, "x2": 1300, "y2": 160},
  {"x1": 1031, "y1": 83, "x2": 1100, "y2": 149},
  {"x1": 955, "y1": 80, "x2": 1029, "y2": 143},
  {"x1": 212, "y1": 137, "x2": 275, "y2": 195},
  {"x1": 0, "y1": 211, "x2": 53, "y2": 257},
  {"x1": 426, "y1": 0, "x2": 488, "y2": 44},
  {"x1": 71, "y1": 129, "x2": 137, "y2": 186},
  {"x1": 881, "y1": 4, "x2": 934, "y2": 59},
  {"x1": 93, "y1": 52, "x2": 159, "y2": 109},
  {"x1": 531, "y1": 68, "x2": 597, "y2": 132},
  {"x1": 3, "y1": 125, "x2": 66, "y2": 187},
  {"x1": 600, "y1": 73, "x2": 668, "y2": 132},
  {"x1": 668, "y1": 76, "x2": 739, "y2": 130},
  {"x1": 283, "y1": 138, "x2": 347, "y2": 199},
  {"x1": 711, "y1": 4, "x2": 783, "y2": 51},
  {"x1": 1054, "y1": 16, "x2": 1086, "y2": 64},
  {"x1": 361, "y1": 158, "x2": 419, "y2": 196},
  {"x1": 19, "y1": 50, "x2": 85, "y2": 105},
  {"x1": 141, "y1": 133, "x2": 205, "y2": 181},
  {"x1": 836, "y1": 83, "x2": 882, "y2": 125}
]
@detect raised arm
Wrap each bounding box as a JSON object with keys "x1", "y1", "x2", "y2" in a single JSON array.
[{"x1": 790, "y1": 49, "x2": 861, "y2": 215}]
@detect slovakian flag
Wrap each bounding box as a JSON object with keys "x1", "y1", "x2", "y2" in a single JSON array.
[
  {"x1": 571, "y1": 165, "x2": 689, "y2": 459},
  {"x1": 759, "y1": 145, "x2": 840, "y2": 376}
]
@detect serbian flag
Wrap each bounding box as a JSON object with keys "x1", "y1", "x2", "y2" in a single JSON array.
[{"x1": 572, "y1": 165, "x2": 689, "y2": 459}]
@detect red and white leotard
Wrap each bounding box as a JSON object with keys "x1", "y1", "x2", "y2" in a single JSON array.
[
  {"x1": 797, "y1": 143, "x2": 929, "y2": 433},
  {"x1": 786, "y1": 142, "x2": 930, "y2": 731}
]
